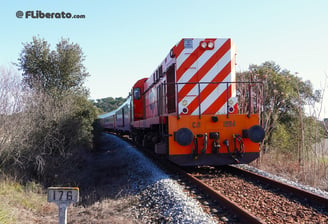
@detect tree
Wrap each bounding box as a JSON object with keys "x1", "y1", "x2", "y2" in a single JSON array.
[
  {"x1": 17, "y1": 36, "x2": 89, "y2": 96},
  {"x1": 91, "y1": 97, "x2": 127, "y2": 113},
  {"x1": 0, "y1": 66, "x2": 25, "y2": 168},
  {"x1": 6, "y1": 37, "x2": 98, "y2": 179},
  {"x1": 237, "y1": 61, "x2": 321, "y2": 152}
]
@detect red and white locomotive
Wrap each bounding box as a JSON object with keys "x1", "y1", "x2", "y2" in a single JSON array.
[{"x1": 99, "y1": 38, "x2": 264, "y2": 166}]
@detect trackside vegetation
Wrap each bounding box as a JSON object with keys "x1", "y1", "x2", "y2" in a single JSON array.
[
  {"x1": 237, "y1": 62, "x2": 327, "y2": 188},
  {"x1": 0, "y1": 36, "x2": 98, "y2": 181},
  {"x1": 0, "y1": 36, "x2": 99, "y2": 222}
]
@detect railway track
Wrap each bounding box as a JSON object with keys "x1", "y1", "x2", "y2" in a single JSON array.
[
  {"x1": 226, "y1": 165, "x2": 328, "y2": 207},
  {"x1": 117, "y1": 134, "x2": 328, "y2": 223},
  {"x1": 187, "y1": 166, "x2": 328, "y2": 223},
  {"x1": 180, "y1": 169, "x2": 265, "y2": 223}
]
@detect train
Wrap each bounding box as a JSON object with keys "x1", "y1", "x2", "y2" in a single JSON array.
[{"x1": 98, "y1": 38, "x2": 265, "y2": 166}]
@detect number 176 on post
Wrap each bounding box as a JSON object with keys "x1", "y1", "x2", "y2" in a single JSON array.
[{"x1": 47, "y1": 187, "x2": 79, "y2": 203}]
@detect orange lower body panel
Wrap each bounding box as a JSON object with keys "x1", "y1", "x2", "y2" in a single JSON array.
[{"x1": 168, "y1": 114, "x2": 260, "y2": 164}]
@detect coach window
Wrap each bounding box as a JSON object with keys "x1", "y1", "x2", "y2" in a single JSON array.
[{"x1": 134, "y1": 87, "x2": 141, "y2": 100}]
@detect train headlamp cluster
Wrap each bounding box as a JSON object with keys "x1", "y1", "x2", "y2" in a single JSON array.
[{"x1": 200, "y1": 41, "x2": 215, "y2": 50}]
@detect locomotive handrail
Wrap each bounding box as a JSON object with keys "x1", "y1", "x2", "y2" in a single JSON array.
[
  {"x1": 163, "y1": 81, "x2": 263, "y2": 118},
  {"x1": 176, "y1": 83, "x2": 180, "y2": 119},
  {"x1": 226, "y1": 82, "x2": 229, "y2": 118},
  {"x1": 198, "y1": 82, "x2": 201, "y2": 119}
]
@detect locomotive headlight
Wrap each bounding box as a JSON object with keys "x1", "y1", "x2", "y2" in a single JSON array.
[
  {"x1": 207, "y1": 41, "x2": 214, "y2": 49},
  {"x1": 182, "y1": 99, "x2": 188, "y2": 106},
  {"x1": 200, "y1": 41, "x2": 207, "y2": 49}
]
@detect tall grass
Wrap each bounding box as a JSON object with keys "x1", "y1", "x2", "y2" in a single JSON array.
[{"x1": 0, "y1": 176, "x2": 56, "y2": 223}]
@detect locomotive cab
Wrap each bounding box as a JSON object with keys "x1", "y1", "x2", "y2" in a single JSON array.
[{"x1": 131, "y1": 78, "x2": 147, "y2": 121}]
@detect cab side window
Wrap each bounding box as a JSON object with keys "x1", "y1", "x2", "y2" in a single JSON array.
[{"x1": 134, "y1": 87, "x2": 141, "y2": 100}]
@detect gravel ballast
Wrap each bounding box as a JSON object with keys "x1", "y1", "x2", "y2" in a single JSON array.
[{"x1": 102, "y1": 133, "x2": 217, "y2": 223}]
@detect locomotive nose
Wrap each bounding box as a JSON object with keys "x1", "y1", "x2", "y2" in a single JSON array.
[{"x1": 244, "y1": 125, "x2": 265, "y2": 143}]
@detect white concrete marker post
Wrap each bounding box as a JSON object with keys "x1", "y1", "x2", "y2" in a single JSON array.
[{"x1": 47, "y1": 187, "x2": 79, "y2": 224}]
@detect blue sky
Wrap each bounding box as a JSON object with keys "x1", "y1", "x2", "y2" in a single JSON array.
[{"x1": 1, "y1": 0, "x2": 327, "y2": 117}]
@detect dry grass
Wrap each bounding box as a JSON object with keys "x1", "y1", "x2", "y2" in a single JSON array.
[
  {"x1": 68, "y1": 197, "x2": 140, "y2": 224},
  {"x1": 253, "y1": 151, "x2": 328, "y2": 191},
  {"x1": 0, "y1": 176, "x2": 139, "y2": 224},
  {"x1": 0, "y1": 176, "x2": 57, "y2": 224}
]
